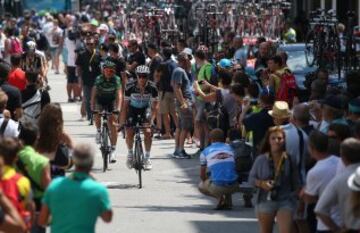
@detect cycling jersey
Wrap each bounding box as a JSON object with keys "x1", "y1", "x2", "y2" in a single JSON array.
[
  {"x1": 94, "y1": 74, "x2": 122, "y2": 105},
  {"x1": 124, "y1": 80, "x2": 159, "y2": 109}
]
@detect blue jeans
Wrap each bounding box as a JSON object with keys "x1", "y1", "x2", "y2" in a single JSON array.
[{"x1": 83, "y1": 85, "x2": 93, "y2": 121}]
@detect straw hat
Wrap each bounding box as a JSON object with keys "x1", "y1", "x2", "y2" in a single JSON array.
[
  {"x1": 348, "y1": 166, "x2": 360, "y2": 191},
  {"x1": 268, "y1": 101, "x2": 291, "y2": 119}
]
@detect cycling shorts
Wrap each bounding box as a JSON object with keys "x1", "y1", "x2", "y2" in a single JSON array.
[{"x1": 126, "y1": 106, "x2": 150, "y2": 127}]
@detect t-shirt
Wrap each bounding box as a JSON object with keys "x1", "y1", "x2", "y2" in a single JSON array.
[
  {"x1": 234, "y1": 48, "x2": 247, "y2": 67},
  {"x1": 218, "y1": 89, "x2": 239, "y2": 127},
  {"x1": 43, "y1": 172, "x2": 112, "y2": 233},
  {"x1": 17, "y1": 146, "x2": 49, "y2": 199},
  {"x1": 47, "y1": 27, "x2": 63, "y2": 48},
  {"x1": 315, "y1": 163, "x2": 360, "y2": 229},
  {"x1": 8, "y1": 67, "x2": 27, "y2": 91},
  {"x1": 197, "y1": 63, "x2": 212, "y2": 82},
  {"x1": 200, "y1": 142, "x2": 238, "y2": 185},
  {"x1": 159, "y1": 59, "x2": 177, "y2": 93},
  {"x1": 21, "y1": 84, "x2": 51, "y2": 109},
  {"x1": 305, "y1": 155, "x2": 341, "y2": 231},
  {"x1": 171, "y1": 67, "x2": 192, "y2": 101},
  {"x1": 76, "y1": 49, "x2": 101, "y2": 87},
  {"x1": 1, "y1": 82, "x2": 22, "y2": 119},
  {"x1": 64, "y1": 37, "x2": 76, "y2": 67},
  {"x1": 95, "y1": 75, "x2": 122, "y2": 104},
  {"x1": 243, "y1": 108, "x2": 274, "y2": 149},
  {"x1": 127, "y1": 50, "x2": 145, "y2": 67}
]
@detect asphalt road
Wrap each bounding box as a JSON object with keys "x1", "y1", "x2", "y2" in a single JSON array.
[{"x1": 48, "y1": 69, "x2": 259, "y2": 233}]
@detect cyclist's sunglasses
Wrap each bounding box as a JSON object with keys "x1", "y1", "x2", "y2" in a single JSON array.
[{"x1": 137, "y1": 74, "x2": 148, "y2": 79}]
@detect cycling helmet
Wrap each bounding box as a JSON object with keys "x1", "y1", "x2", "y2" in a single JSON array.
[
  {"x1": 135, "y1": 65, "x2": 150, "y2": 75},
  {"x1": 26, "y1": 40, "x2": 36, "y2": 51},
  {"x1": 103, "y1": 60, "x2": 116, "y2": 70}
]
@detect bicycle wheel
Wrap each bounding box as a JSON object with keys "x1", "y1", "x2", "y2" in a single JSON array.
[
  {"x1": 102, "y1": 126, "x2": 109, "y2": 172},
  {"x1": 134, "y1": 140, "x2": 144, "y2": 189}
]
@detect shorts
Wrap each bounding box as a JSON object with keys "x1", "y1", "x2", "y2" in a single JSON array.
[
  {"x1": 50, "y1": 47, "x2": 60, "y2": 57},
  {"x1": 126, "y1": 106, "x2": 150, "y2": 127},
  {"x1": 194, "y1": 98, "x2": 207, "y2": 122},
  {"x1": 198, "y1": 179, "x2": 239, "y2": 198},
  {"x1": 255, "y1": 199, "x2": 296, "y2": 214},
  {"x1": 159, "y1": 92, "x2": 176, "y2": 114},
  {"x1": 176, "y1": 100, "x2": 193, "y2": 130},
  {"x1": 94, "y1": 100, "x2": 117, "y2": 113},
  {"x1": 67, "y1": 66, "x2": 78, "y2": 84}
]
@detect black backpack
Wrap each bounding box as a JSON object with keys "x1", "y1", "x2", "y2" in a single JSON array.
[
  {"x1": 230, "y1": 139, "x2": 254, "y2": 182},
  {"x1": 205, "y1": 92, "x2": 229, "y2": 135}
]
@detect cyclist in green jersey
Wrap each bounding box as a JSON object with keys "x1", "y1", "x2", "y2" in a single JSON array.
[{"x1": 91, "y1": 59, "x2": 123, "y2": 163}]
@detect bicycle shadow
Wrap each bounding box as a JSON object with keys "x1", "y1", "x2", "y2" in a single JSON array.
[{"x1": 101, "y1": 182, "x2": 139, "y2": 190}]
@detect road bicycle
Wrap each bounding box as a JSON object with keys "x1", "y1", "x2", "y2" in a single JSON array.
[{"x1": 93, "y1": 111, "x2": 118, "y2": 172}]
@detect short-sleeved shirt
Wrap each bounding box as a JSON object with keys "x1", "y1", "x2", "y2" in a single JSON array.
[
  {"x1": 171, "y1": 67, "x2": 192, "y2": 101},
  {"x1": 305, "y1": 155, "x2": 340, "y2": 231},
  {"x1": 197, "y1": 63, "x2": 212, "y2": 82},
  {"x1": 200, "y1": 142, "x2": 238, "y2": 186},
  {"x1": 1, "y1": 82, "x2": 22, "y2": 118},
  {"x1": 76, "y1": 49, "x2": 101, "y2": 87},
  {"x1": 8, "y1": 68, "x2": 27, "y2": 91},
  {"x1": 17, "y1": 146, "x2": 49, "y2": 199},
  {"x1": 0, "y1": 114, "x2": 19, "y2": 137},
  {"x1": 315, "y1": 163, "x2": 360, "y2": 230},
  {"x1": 43, "y1": 172, "x2": 112, "y2": 233},
  {"x1": 94, "y1": 75, "x2": 122, "y2": 104},
  {"x1": 124, "y1": 80, "x2": 159, "y2": 109},
  {"x1": 127, "y1": 50, "x2": 146, "y2": 67}
]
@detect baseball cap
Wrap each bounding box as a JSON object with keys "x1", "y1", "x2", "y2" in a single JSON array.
[
  {"x1": 98, "y1": 23, "x2": 109, "y2": 32},
  {"x1": 217, "y1": 58, "x2": 233, "y2": 69}
]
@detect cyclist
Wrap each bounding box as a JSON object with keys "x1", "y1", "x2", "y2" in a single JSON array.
[
  {"x1": 120, "y1": 65, "x2": 158, "y2": 170},
  {"x1": 91, "y1": 59, "x2": 123, "y2": 163}
]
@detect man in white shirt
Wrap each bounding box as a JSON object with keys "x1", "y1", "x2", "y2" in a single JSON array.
[
  {"x1": 301, "y1": 130, "x2": 341, "y2": 233},
  {"x1": 0, "y1": 90, "x2": 19, "y2": 138}
]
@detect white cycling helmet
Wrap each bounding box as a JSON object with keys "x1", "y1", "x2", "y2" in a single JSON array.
[{"x1": 135, "y1": 65, "x2": 150, "y2": 75}]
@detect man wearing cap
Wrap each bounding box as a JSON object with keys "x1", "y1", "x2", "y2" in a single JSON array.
[
  {"x1": 315, "y1": 138, "x2": 360, "y2": 232},
  {"x1": 91, "y1": 60, "x2": 122, "y2": 163},
  {"x1": 38, "y1": 143, "x2": 113, "y2": 232},
  {"x1": 319, "y1": 95, "x2": 348, "y2": 134}
]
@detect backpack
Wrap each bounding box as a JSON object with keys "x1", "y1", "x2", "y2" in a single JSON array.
[
  {"x1": 230, "y1": 139, "x2": 254, "y2": 182},
  {"x1": 20, "y1": 90, "x2": 42, "y2": 125},
  {"x1": 205, "y1": 93, "x2": 229, "y2": 135},
  {"x1": 0, "y1": 173, "x2": 31, "y2": 229},
  {"x1": 10, "y1": 37, "x2": 23, "y2": 55},
  {"x1": 276, "y1": 71, "x2": 297, "y2": 106}
]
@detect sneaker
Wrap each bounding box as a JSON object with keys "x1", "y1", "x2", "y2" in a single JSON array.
[
  {"x1": 175, "y1": 150, "x2": 191, "y2": 159},
  {"x1": 126, "y1": 154, "x2": 133, "y2": 169},
  {"x1": 143, "y1": 158, "x2": 152, "y2": 170},
  {"x1": 95, "y1": 131, "x2": 101, "y2": 144},
  {"x1": 110, "y1": 149, "x2": 117, "y2": 163},
  {"x1": 172, "y1": 150, "x2": 180, "y2": 158}
]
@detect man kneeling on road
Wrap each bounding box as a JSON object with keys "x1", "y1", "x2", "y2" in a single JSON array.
[{"x1": 198, "y1": 128, "x2": 239, "y2": 210}]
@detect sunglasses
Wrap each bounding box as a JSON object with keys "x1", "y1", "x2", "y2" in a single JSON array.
[
  {"x1": 86, "y1": 43, "x2": 95, "y2": 46},
  {"x1": 138, "y1": 74, "x2": 148, "y2": 79}
]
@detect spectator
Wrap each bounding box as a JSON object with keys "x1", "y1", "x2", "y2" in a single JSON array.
[
  {"x1": 269, "y1": 101, "x2": 308, "y2": 180},
  {"x1": 147, "y1": 43, "x2": 162, "y2": 82},
  {"x1": 254, "y1": 42, "x2": 270, "y2": 74},
  {"x1": 0, "y1": 91, "x2": 19, "y2": 137},
  {"x1": 171, "y1": 52, "x2": 193, "y2": 159},
  {"x1": 347, "y1": 166, "x2": 360, "y2": 230},
  {"x1": 38, "y1": 143, "x2": 113, "y2": 231},
  {"x1": 241, "y1": 89, "x2": 275, "y2": 153},
  {"x1": 198, "y1": 129, "x2": 238, "y2": 210},
  {"x1": 194, "y1": 70, "x2": 239, "y2": 129},
  {"x1": 17, "y1": 122, "x2": 51, "y2": 233},
  {"x1": 267, "y1": 55, "x2": 283, "y2": 95},
  {"x1": 76, "y1": 37, "x2": 101, "y2": 124},
  {"x1": 0, "y1": 61, "x2": 22, "y2": 120},
  {"x1": 47, "y1": 19, "x2": 63, "y2": 74},
  {"x1": 108, "y1": 43, "x2": 126, "y2": 86},
  {"x1": 126, "y1": 39, "x2": 145, "y2": 76},
  {"x1": 20, "y1": 71, "x2": 51, "y2": 124},
  {"x1": 8, "y1": 54, "x2": 26, "y2": 91},
  {"x1": 319, "y1": 95, "x2": 348, "y2": 133},
  {"x1": 292, "y1": 103, "x2": 314, "y2": 136},
  {"x1": 232, "y1": 36, "x2": 247, "y2": 67},
  {"x1": 158, "y1": 46, "x2": 178, "y2": 139},
  {"x1": 0, "y1": 137, "x2": 33, "y2": 230},
  {"x1": 248, "y1": 126, "x2": 300, "y2": 233},
  {"x1": 0, "y1": 188, "x2": 27, "y2": 233},
  {"x1": 348, "y1": 96, "x2": 360, "y2": 125},
  {"x1": 36, "y1": 103, "x2": 73, "y2": 178},
  {"x1": 302, "y1": 130, "x2": 341, "y2": 233},
  {"x1": 315, "y1": 138, "x2": 360, "y2": 231}
]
